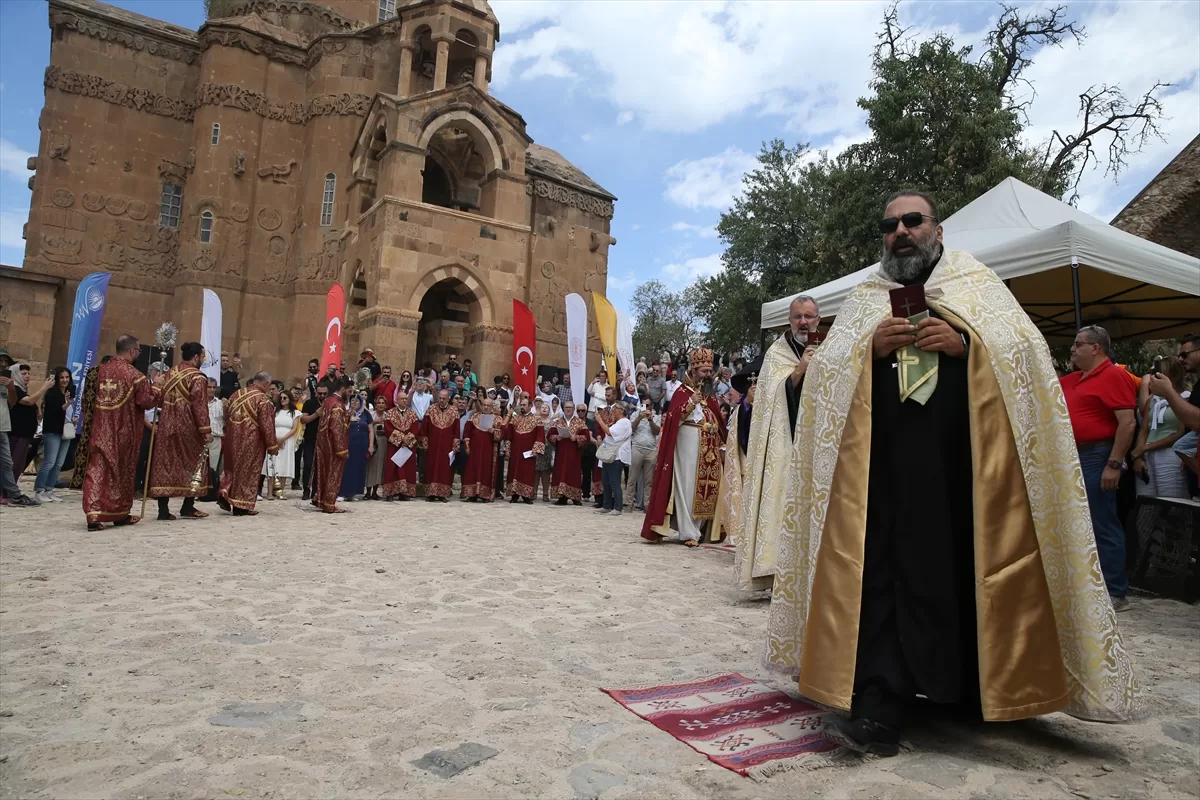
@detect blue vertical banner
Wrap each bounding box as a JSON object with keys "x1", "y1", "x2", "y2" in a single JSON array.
[{"x1": 67, "y1": 272, "x2": 112, "y2": 425}]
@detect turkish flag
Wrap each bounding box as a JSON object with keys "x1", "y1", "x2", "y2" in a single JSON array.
[
  {"x1": 512, "y1": 299, "x2": 536, "y2": 396},
  {"x1": 319, "y1": 283, "x2": 345, "y2": 375}
]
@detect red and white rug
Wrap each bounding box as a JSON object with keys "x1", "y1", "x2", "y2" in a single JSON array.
[{"x1": 602, "y1": 673, "x2": 844, "y2": 779}]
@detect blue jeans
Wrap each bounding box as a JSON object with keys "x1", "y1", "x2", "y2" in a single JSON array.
[
  {"x1": 36, "y1": 433, "x2": 69, "y2": 492},
  {"x1": 1079, "y1": 444, "x2": 1127, "y2": 597},
  {"x1": 601, "y1": 460, "x2": 624, "y2": 510}
]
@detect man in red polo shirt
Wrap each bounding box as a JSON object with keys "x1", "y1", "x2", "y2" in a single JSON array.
[{"x1": 1060, "y1": 325, "x2": 1137, "y2": 611}]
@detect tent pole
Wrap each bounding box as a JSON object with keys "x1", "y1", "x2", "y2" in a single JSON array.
[{"x1": 1070, "y1": 259, "x2": 1083, "y2": 331}]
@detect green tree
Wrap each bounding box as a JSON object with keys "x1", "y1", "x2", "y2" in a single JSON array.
[
  {"x1": 675, "y1": 3, "x2": 1169, "y2": 352},
  {"x1": 630, "y1": 280, "x2": 703, "y2": 363}
]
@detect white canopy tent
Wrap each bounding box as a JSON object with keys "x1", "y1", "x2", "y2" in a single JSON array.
[{"x1": 760, "y1": 177, "x2": 1200, "y2": 343}]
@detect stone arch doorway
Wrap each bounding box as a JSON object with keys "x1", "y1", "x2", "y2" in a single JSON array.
[{"x1": 414, "y1": 276, "x2": 483, "y2": 376}]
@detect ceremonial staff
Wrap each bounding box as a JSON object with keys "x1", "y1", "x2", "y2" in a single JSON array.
[{"x1": 139, "y1": 322, "x2": 177, "y2": 521}]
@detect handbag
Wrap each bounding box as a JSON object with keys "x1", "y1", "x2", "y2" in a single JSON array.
[
  {"x1": 62, "y1": 421, "x2": 76, "y2": 440},
  {"x1": 595, "y1": 436, "x2": 620, "y2": 464}
]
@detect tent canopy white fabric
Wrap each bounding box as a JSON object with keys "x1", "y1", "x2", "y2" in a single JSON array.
[{"x1": 760, "y1": 177, "x2": 1200, "y2": 343}]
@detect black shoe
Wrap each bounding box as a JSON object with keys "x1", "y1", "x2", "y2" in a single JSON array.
[
  {"x1": 572, "y1": 500, "x2": 582, "y2": 506},
  {"x1": 555, "y1": 497, "x2": 568, "y2": 506},
  {"x1": 522, "y1": 497, "x2": 533, "y2": 505},
  {"x1": 594, "y1": 501, "x2": 603, "y2": 509},
  {"x1": 217, "y1": 496, "x2": 231, "y2": 512},
  {"x1": 397, "y1": 495, "x2": 409, "y2": 501},
  {"x1": 291, "y1": 482, "x2": 301, "y2": 490},
  {"x1": 426, "y1": 496, "x2": 437, "y2": 502},
  {"x1": 301, "y1": 493, "x2": 310, "y2": 501},
  {"x1": 510, "y1": 496, "x2": 519, "y2": 503},
  {"x1": 824, "y1": 717, "x2": 900, "y2": 757},
  {"x1": 87, "y1": 522, "x2": 103, "y2": 532}
]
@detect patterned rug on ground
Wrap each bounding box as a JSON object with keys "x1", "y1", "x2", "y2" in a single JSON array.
[{"x1": 601, "y1": 673, "x2": 844, "y2": 779}]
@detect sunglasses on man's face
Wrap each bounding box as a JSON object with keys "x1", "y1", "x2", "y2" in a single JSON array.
[{"x1": 879, "y1": 212, "x2": 937, "y2": 234}]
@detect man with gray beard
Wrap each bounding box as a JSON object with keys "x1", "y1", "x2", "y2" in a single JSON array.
[{"x1": 765, "y1": 189, "x2": 1142, "y2": 756}]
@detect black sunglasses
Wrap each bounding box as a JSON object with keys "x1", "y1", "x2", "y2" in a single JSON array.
[{"x1": 879, "y1": 212, "x2": 937, "y2": 234}]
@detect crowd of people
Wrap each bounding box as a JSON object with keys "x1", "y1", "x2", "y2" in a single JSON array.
[{"x1": 1, "y1": 187, "x2": 1196, "y2": 761}]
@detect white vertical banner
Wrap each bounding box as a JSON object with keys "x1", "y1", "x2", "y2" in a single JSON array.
[
  {"x1": 200, "y1": 288, "x2": 222, "y2": 381},
  {"x1": 615, "y1": 309, "x2": 634, "y2": 384},
  {"x1": 565, "y1": 293, "x2": 588, "y2": 407}
]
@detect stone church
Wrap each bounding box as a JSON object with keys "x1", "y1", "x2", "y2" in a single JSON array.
[{"x1": 19, "y1": 0, "x2": 615, "y2": 382}]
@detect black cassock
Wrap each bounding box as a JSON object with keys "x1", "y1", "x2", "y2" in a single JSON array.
[{"x1": 853, "y1": 333, "x2": 979, "y2": 725}]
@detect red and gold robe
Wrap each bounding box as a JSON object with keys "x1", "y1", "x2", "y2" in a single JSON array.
[
  {"x1": 314, "y1": 396, "x2": 350, "y2": 512},
  {"x1": 641, "y1": 383, "x2": 726, "y2": 541},
  {"x1": 420, "y1": 404, "x2": 460, "y2": 498},
  {"x1": 148, "y1": 363, "x2": 211, "y2": 498},
  {"x1": 461, "y1": 412, "x2": 501, "y2": 500},
  {"x1": 591, "y1": 406, "x2": 615, "y2": 497},
  {"x1": 219, "y1": 387, "x2": 278, "y2": 511},
  {"x1": 504, "y1": 412, "x2": 546, "y2": 499},
  {"x1": 550, "y1": 416, "x2": 590, "y2": 502},
  {"x1": 382, "y1": 406, "x2": 420, "y2": 498},
  {"x1": 82, "y1": 358, "x2": 159, "y2": 523}
]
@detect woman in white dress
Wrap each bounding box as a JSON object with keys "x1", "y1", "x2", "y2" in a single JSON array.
[{"x1": 262, "y1": 391, "x2": 301, "y2": 499}]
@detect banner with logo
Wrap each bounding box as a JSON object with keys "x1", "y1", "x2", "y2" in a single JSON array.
[
  {"x1": 319, "y1": 284, "x2": 345, "y2": 375},
  {"x1": 615, "y1": 309, "x2": 634, "y2": 384},
  {"x1": 591, "y1": 292, "x2": 618, "y2": 378},
  {"x1": 66, "y1": 271, "x2": 112, "y2": 425},
  {"x1": 565, "y1": 293, "x2": 588, "y2": 407},
  {"x1": 199, "y1": 289, "x2": 222, "y2": 381},
  {"x1": 512, "y1": 299, "x2": 537, "y2": 397}
]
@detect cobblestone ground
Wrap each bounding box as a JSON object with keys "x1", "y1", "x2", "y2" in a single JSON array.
[{"x1": 1, "y1": 488, "x2": 1197, "y2": 799}]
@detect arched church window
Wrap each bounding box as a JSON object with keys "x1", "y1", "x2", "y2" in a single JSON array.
[
  {"x1": 378, "y1": 0, "x2": 396, "y2": 21},
  {"x1": 210, "y1": 123, "x2": 220, "y2": 145},
  {"x1": 199, "y1": 210, "x2": 214, "y2": 244},
  {"x1": 321, "y1": 173, "x2": 336, "y2": 226}
]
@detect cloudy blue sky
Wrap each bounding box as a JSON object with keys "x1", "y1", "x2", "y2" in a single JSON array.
[{"x1": 1, "y1": 0, "x2": 1197, "y2": 320}]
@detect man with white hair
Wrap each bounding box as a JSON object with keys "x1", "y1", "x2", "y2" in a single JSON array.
[{"x1": 735, "y1": 293, "x2": 820, "y2": 592}]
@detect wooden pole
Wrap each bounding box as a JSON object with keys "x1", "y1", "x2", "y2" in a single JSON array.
[{"x1": 139, "y1": 416, "x2": 159, "y2": 522}]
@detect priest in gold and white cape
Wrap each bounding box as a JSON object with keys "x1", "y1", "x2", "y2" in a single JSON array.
[
  {"x1": 766, "y1": 192, "x2": 1142, "y2": 756},
  {"x1": 735, "y1": 295, "x2": 819, "y2": 593}
]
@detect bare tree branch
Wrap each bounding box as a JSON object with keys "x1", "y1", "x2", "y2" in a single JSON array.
[
  {"x1": 1041, "y1": 82, "x2": 1171, "y2": 203},
  {"x1": 985, "y1": 3, "x2": 1084, "y2": 99},
  {"x1": 877, "y1": 2, "x2": 910, "y2": 61}
]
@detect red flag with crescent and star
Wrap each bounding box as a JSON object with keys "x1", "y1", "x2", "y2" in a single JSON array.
[
  {"x1": 319, "y1": 283, "x2": 345, "y2": 375},
  {"x1": 512, "y1": 299, "x2": 536, "y2": 396}
]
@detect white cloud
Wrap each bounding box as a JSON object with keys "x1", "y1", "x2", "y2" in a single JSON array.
[
  {"x1": 491, "y1": 0, "x2": 885, "y2": 134},
  {"x1": 671, "y1": 221, "x2": 718, "y2": 238},
  {"x1": 616, "y1": 110, "x2": 634, "y2": 125},
  {"x1": 607, "y1": 271, "x2": 639, "y2": 290},
  {"x1": 0, "y1": 210, "x2": 28, "y2": 251},
  {"x1": 663, "y1": 147, "x2": 757, "y2": 210},
  {"x1": 1017, "y1": 1, "x2": 1200, "y2": 218},
  {"x1": 580, "y1": 132, "x2": 592, "y2": 142},
  {"x1": 0, "y1": 138, "x2": 35, "y2": 182},
  {"x1": 630, "y1": 223, "x2": 641, "y2": 231},
  {"x1": 663, "y1": 253, "x2": 723, "y2": 283}
]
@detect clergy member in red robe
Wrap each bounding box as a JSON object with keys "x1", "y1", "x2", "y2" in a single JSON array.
[
  {"x1": 381, "y1": 390, "x2": 421, "y2": 500},
  {"x1": 421, "y1": 388, "x2": 459, "y2": 501},
  {"x1": 148, "y1": 341, "x2": 212, "y2": 520},
  {"x1": 642, "y1": 348, "x2": 726, "y2": 547},
  {"x1": 461, "y1": 397, "x2": 502, "y2": 501},
  {"x1": 589, "y1": 390, "x2": 618, "y2": 505},
  {"x1": 82, "y1": 335, "x2": 161, "y2": 530},
  {"x1": 218, "y1": 373, "x2": 279, "y2": 516},
  {"x1": 313, "y1": 377, "x2": 353, "y2": 513},
  {"x1": 504, "y1": 395, "x2": 546, "y2": 504},
  {"x1": 549, "y1": 401, "x2": 589, "y2": 505}
]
